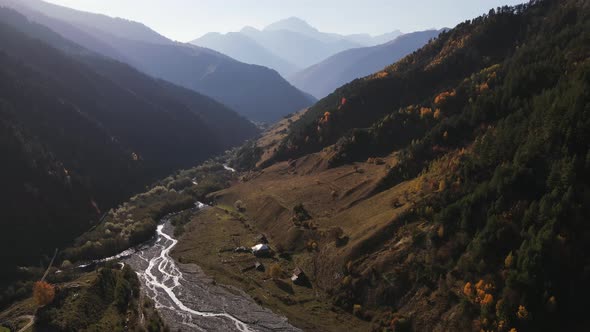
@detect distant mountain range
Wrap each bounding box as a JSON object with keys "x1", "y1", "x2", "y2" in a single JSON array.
[
  {"x1": 195, "y1": 31, "x2": 300, "y2": 78},
  {"x1": 288, "y1": 29, "x2": 445, "y2": 99},
  {"x1": 0, "y1": 0, "x2": 313, "y2": 122},
  {"x1": 191, "y1": 17, "x2": 403, "y2": 76}
]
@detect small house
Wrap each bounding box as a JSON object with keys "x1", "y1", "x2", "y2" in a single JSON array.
[
  {"x1": 291, "y1": 267, "x2": 308, "y2": 285},
  {"x1": 251, "y1": 244, "x2": 271, "y2": 257}
]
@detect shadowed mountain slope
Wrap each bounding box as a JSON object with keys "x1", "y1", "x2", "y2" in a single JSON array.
[
  {"x1": 1, "y1": 0, "x2": 313, "y2": 122},
  {"x1": 0, "y1": 7, "x2": 258, "y2": 267}
]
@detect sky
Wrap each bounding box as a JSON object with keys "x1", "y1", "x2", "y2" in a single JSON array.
[{"x1": 43, "y1": 0, "x2": 527, "y2": 42}]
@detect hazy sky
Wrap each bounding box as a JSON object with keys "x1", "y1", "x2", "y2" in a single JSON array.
[{"x1": 43, "y1": 0, "x2": 527, "y2": 42}]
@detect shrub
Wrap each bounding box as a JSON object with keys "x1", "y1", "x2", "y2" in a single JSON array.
[
  {"x1": 167, "y1": 177, "x2": 193, "y2": 191},
  {"x1": 269, "y1": 264, "x2": 283, "y2": 280},
  {"x1": 516, "y1": 305, "x2": 528, "y2": 320},
  {"x1": 438, "y1": 179, "x2": 447, "y2": 192},
  {"x1": 437, "y1": 225, "x2": 445, "y2": 239},
  {"x1": 60, "y1": 260, "x2": 73, "y2": 269},
  {"x1": 391, "y1": 316, "x2": 411, "y2": 332},
  {"x1": 352, "y1": 304, "x2": 363, "y2": 317},
  {"x1": 293, "y1": 203, "x2": 311, "y2": 223},
  {"x1": 234, "y1": 200, "x2": 246, "y2": 212},
  {"x1": 306, "y1": 240, "x2": 318, "y2": 252},
  {"x1": 341, "y1": 276, "x2": 352, "y2": 287}
]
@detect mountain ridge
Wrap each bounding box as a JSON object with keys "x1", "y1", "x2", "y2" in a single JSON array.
[
  {"x1": 178, "y1": 1, "x2": 590, "y2": 331},
  {"x1": 0, "y1": 6, "x2": 258, "y2": 268},
  {"x1": 289, "y1": 29, "x2": 444, "y2": 98},
  {"x1": 2, "y1": 0, "x2": 313, "y2": 122},
  {"x1": 192, "y1": 31, "x2": 299, "y2": 76},
  {"x1": 191, "y1": 17, "x2": 403, "y2": 76}
]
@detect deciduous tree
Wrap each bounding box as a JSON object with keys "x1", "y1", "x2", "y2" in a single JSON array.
[{"x1": 33, "y1": 281, "x2": 55, "y2": 306}]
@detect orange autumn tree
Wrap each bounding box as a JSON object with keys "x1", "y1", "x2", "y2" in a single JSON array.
[
  {"x1": 319, "y1": 112, "x2": 331, "y2": 125},
  {"x1": 33, "y1": 281, "x2": 55, "y2": 305},
  {"x1": 463, "y1": 282, "x2": 473, "y2": 297},
  {"x1": 434, "y1": 90, "x2": 456, "y2": 105},
  {"x1": 337, "y1": 97, "x2": 348, "y2": 110},
  {"x1": 433, "y1": 108, "x2": 442, "y2": 119},
  {"x1": 463, "y1": 279, "x2": 495, "y2": 306},
  {"x1": 419, "y1": 107, "x2": 433, "y2": 119},
  {"x1": 478, "y1": 82, "x2": 490, "y2": 93}
]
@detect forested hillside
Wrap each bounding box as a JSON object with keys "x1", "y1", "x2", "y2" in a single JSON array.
[
  {"x1": 2, "y1": 0, "x2": 589, "y2": 331},
  {"x1": 222, "y1": 0, "x2": 590, "y2": 330},
  {"x1": 0, "y1": 7, "x2": 257, "y2": 270}
]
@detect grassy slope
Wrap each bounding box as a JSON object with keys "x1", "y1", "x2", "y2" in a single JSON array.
[
  {"x1": 174, "y1": 2, "x2": 590, "y2": 331},
  {"x1": 173, "y1": 206, "x2": 368, "y2": 332},
  {"x1": 171, "y1": 145, "x2": 453, "y2": 330}
]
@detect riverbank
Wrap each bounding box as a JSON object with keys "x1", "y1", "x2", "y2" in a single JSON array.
[{"x1": 125, "y1": 221, "x2": 300, "y2": 332}]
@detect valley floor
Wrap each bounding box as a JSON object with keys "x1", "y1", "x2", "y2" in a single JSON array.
[
  {"x1": 170, "y1": 147, "x2": 424, "y2": 331},
  {"x1": 172, "y1": 206, "x2": 371, "y2": 332}
]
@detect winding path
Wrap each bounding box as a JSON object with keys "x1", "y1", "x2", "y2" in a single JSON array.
[{"x1": 16, "y1": 315, "x2": 34, "y2": 332}]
